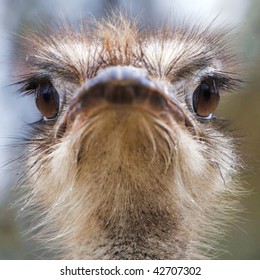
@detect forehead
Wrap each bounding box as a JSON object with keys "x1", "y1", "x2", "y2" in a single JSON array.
[{"x1": 19, "y1": 17, "x2": 234, "y2": 84}]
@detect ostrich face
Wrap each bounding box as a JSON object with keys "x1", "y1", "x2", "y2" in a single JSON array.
[{"x1": 16, "y1": 16, "x2": 241, "y2": 259}]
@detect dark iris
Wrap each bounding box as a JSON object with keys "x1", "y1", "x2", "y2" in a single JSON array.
[
  {"x1": 192, "y1": 81, "x2": 220, "y2": 118},
  {"x1": 35, "y1": 82, "x2": 59, "y2": 119}
]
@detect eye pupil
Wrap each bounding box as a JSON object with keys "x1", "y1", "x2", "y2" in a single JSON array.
[
  {"x1": 36, "y1": 82, "x2": 59, "y2": 119},
  {"x1": 201, "y1": 83, "x2": 211, "y2": 101},
  {"x1": 42, "y1": 86, "x2": 52, "y2": 102},
  {"x1": 192, "y1": 81, "x2": 220, "y2": 118}
]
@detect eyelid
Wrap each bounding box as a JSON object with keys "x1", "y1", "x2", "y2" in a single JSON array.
[
  {"x1": 193, "y1": 67, "x2": 217, "y2": 82},
  {"x1": 36, "y1": 82, "x2": 60, "y2": 119},
  {"x1": 199, "y1": 74, "x2": 241, "y2": 91},
  {"x1": 16, "y1": 74, "x2": 52, "y2": 95},
  {"x1": 192, "y1": 81, "x2": 220, "y2": 119},
  {"x1": 194, "y1": 66, "x2": 240, "y2": 91}
]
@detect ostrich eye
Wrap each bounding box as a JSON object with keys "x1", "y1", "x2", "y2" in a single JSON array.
[
  {"x1": 35, "y1": 82, "x2": 60, "y2": 119},
  {"x1": 192, "y1": 81, "x2": 220, "y2": 118}
]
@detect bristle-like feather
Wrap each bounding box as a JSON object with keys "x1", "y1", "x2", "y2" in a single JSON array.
[{"x1": 11, "y1": 13, "x2": 243, "y2": 259}]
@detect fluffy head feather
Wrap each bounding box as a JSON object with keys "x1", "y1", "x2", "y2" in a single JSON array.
[{"x1": 14, "y1": 14, "x2": 242, "y2": 259}]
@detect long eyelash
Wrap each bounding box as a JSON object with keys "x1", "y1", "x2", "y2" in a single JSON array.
[
  {"x1": 202, "y1": 73, "x2": 243, "y2": 91},
  {"x1": 14, "y1": 74, "x2": 51, "y2": 96}
]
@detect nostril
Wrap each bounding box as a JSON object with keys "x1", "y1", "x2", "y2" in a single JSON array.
[
  {"x1": 132, "y1": 86, "x2": 149, "y2": 103},
  {"x1": 75, "y1": 66, "x2": 168, "y2": 106},
  {"x1": 104, "y1": 85, "x2": 135, "y2": 104},
  {"x1": 149, "y1": 91, "x2": 168, "y2": 109},
  {"x1": 66, "y1": 65, "x2": 188, "y2": 129}
]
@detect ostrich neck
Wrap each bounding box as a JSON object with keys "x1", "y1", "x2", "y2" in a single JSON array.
[{"x1": 72, "y1": 138, "x2": 191, "y2": 259}]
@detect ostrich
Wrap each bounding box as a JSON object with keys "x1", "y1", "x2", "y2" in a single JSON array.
[{"x1": 14, "y1": 14, "x2": 241, "y2": 259}]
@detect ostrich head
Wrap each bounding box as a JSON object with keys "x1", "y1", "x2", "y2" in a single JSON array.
[{"x1": 15, "y1": 15, "x2": 241, "y2": 259}]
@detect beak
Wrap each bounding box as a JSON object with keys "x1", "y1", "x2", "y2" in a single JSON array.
[{"x1": 55, "y1": 66, "x2": 189, "y2": 138}]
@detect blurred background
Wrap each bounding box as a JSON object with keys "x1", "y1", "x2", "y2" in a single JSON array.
[{"x1": 0, "y1": 0, "x2": 259, "y2": 259}]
